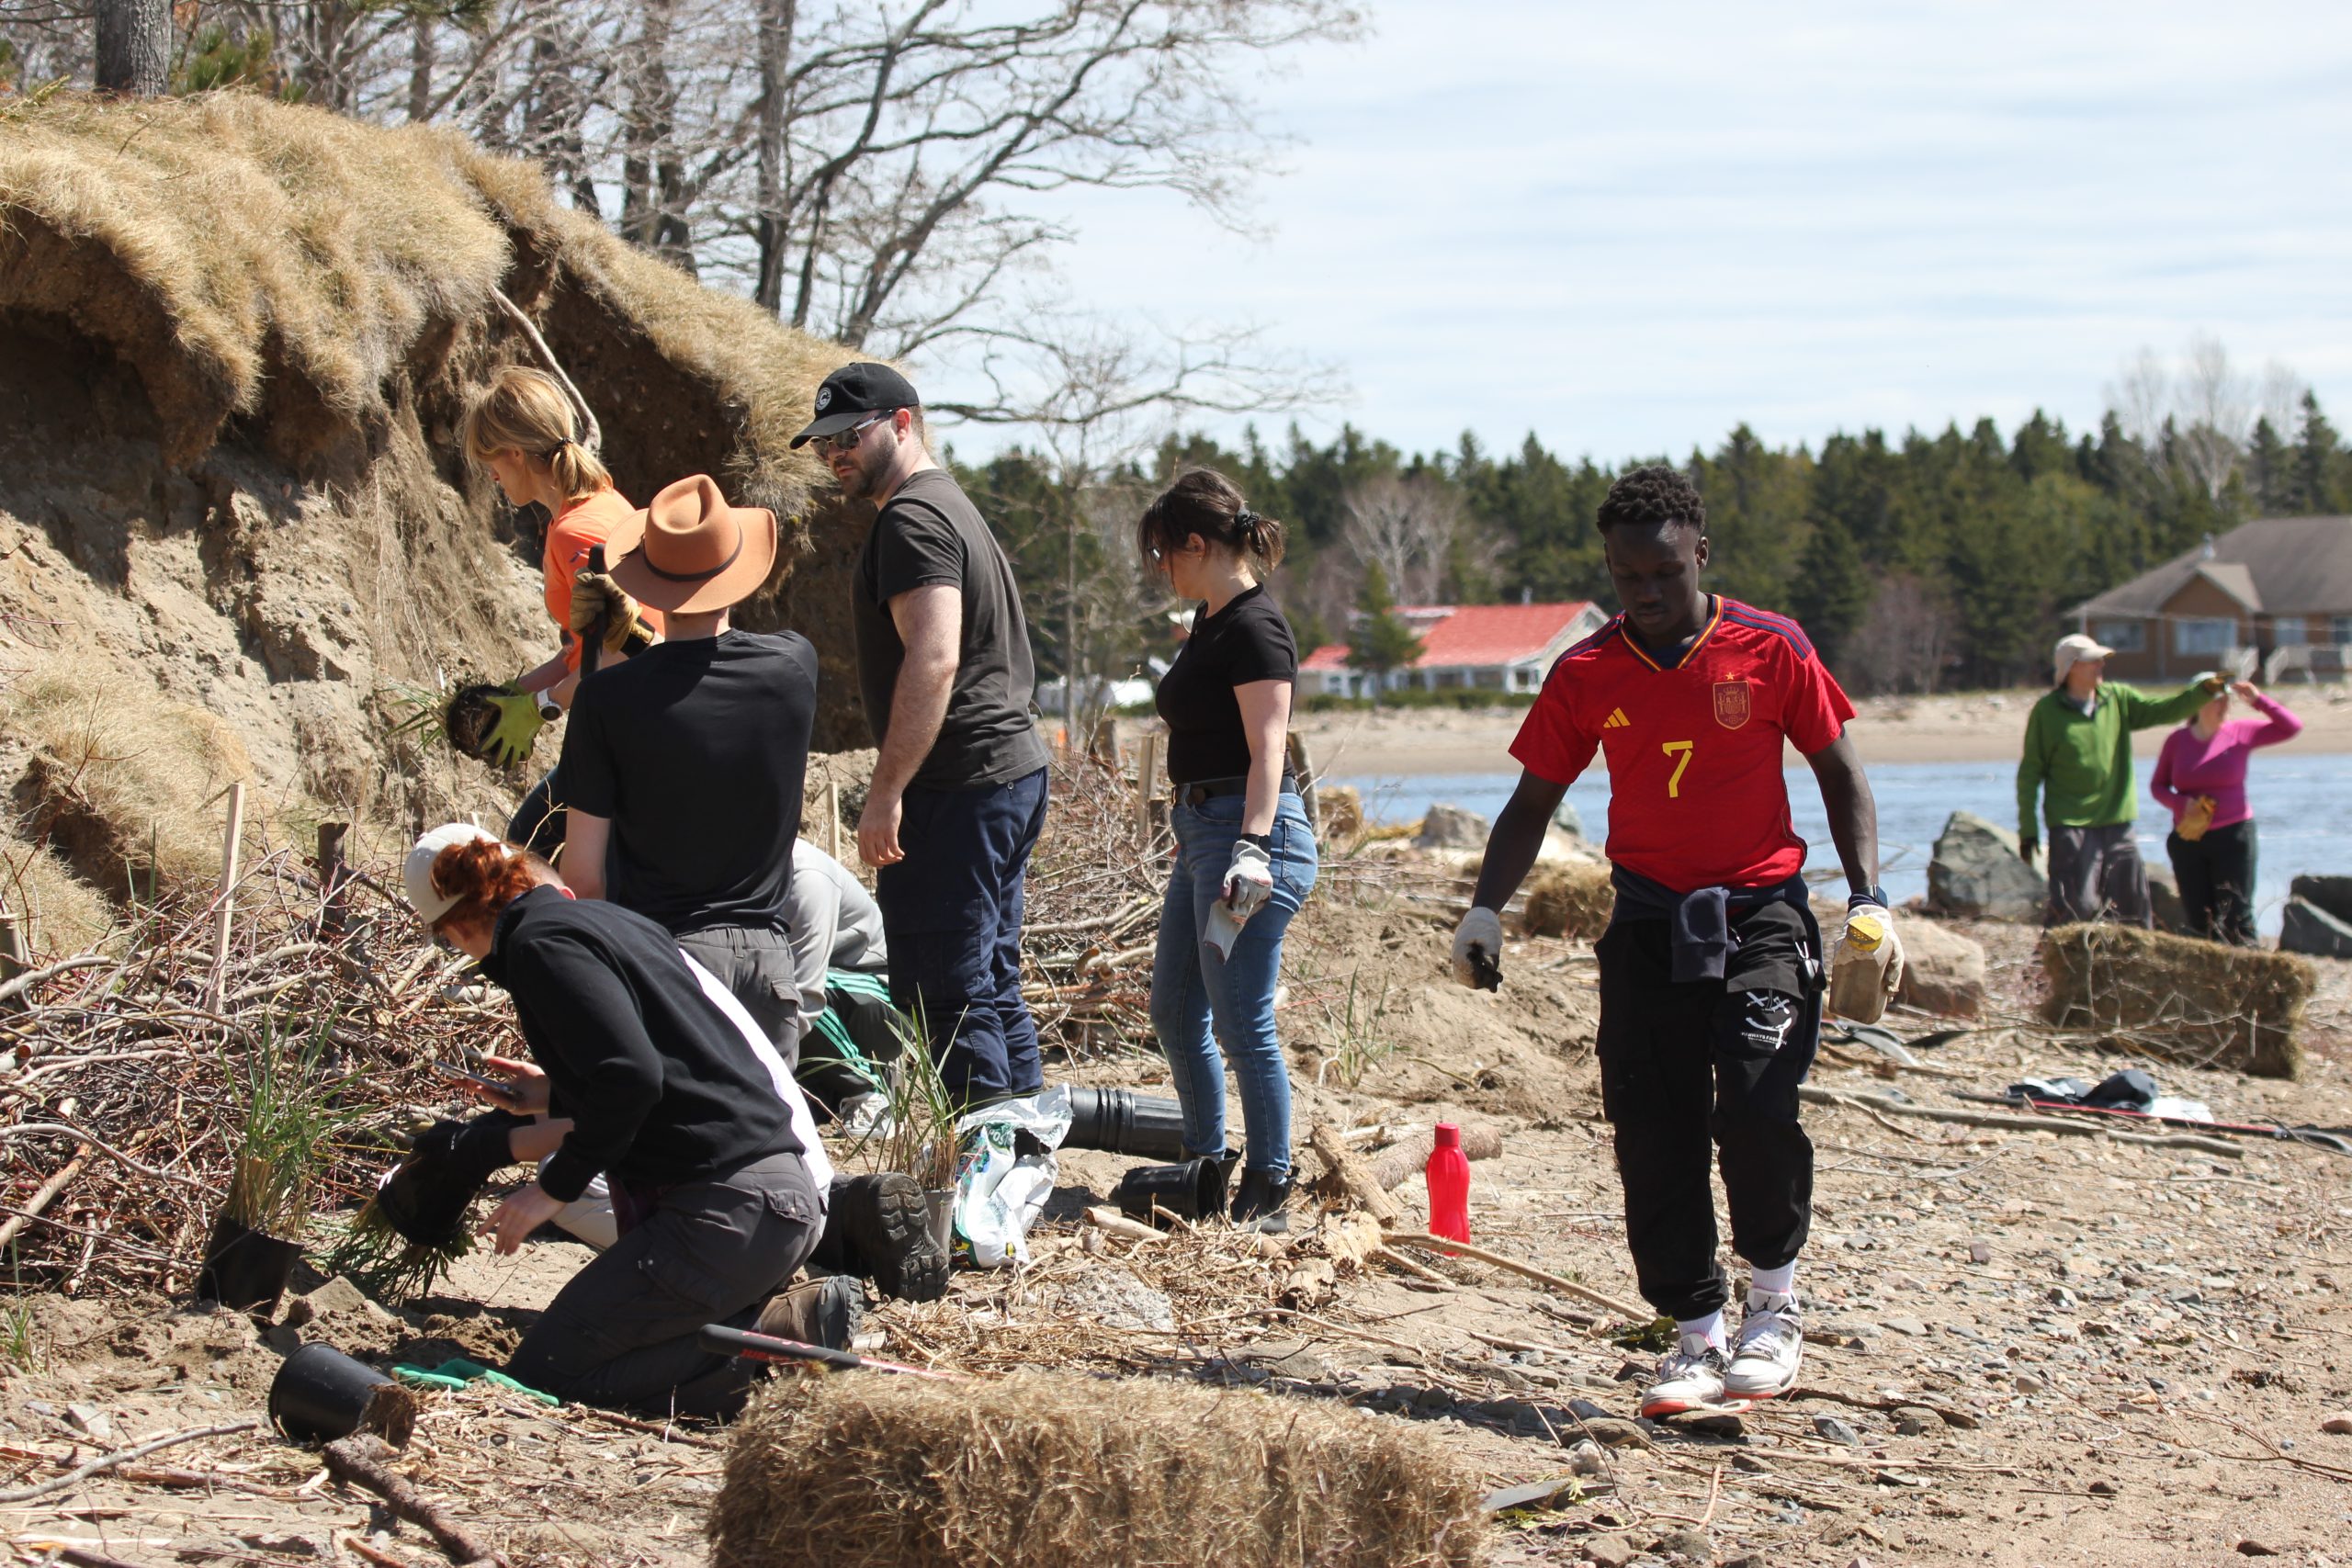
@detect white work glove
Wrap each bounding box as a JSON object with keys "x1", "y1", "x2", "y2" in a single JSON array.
[
  {"x1": 1452, "y1": 907, "x2": 1504, "y2": 990},
  {"x1": 1838, "y1": 899, "x2": 1906, "y2": 1000},
  {"x1": 1221, "y1": 838, "x2": 1274, "y2": 920}
]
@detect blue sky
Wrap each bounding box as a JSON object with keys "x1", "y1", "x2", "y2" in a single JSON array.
[{"x1": 950, "y1": 1, "x2": 2352, "y2": 464}]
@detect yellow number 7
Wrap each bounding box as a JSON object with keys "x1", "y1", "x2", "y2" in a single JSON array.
[{"x1": 1661, "y1": 739, "x2": 1694, "y2": 798}]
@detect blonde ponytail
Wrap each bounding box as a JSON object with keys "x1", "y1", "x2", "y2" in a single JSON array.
[{"x1": 463, "y1": 367, "x2": 612, "y2": 503}]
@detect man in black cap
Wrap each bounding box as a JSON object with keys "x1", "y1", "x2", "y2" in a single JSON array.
[{"x1": 793, "y1": 364, "x2": 1051, "y2": 1108}]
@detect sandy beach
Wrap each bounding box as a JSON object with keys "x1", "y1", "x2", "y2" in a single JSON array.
[{"x1": 1295, "y1": 684, "x2": 2352, "y2": 777}]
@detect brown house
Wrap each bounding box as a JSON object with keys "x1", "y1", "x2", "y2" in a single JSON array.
[{"x1": 2070, "y1": 515, "x2": 2352, "y2": 683}]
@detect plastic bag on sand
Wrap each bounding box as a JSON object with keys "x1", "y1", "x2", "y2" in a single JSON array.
[{"x1": 952, "y1": 1086, "x2": 1072, "y2": 1269}]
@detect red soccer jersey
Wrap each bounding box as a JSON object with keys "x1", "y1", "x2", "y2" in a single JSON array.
[{"x1": 1510, "y1": 596, "x2": 1855, "y2": 892}]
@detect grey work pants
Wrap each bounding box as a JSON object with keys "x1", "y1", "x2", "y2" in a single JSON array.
[
  {"x1": 507, "y1": 1150, "x2": 820, "y2": 1418},
  {"x1": 677, "y1": 925, "x2": 802, "y2": 1070},
  {"x1": 2043, "y1": 822, "x2": 2153, "y2": 929}
]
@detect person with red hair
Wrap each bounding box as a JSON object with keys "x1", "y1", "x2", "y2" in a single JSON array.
[{"x1": 401, "y1": 823, "x2": 835, "y2": 1416}]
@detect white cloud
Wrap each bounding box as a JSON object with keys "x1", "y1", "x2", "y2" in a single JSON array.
[{"x1": 928, "y1": 0, "x2": 2352, "y2": 462}]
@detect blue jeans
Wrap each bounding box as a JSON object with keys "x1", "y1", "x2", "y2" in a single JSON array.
[
  {"x1": 875, "y1": 768, "x2": 1048, "y2": 1107},
  {"x1": 1149, "y1": 790, "x2": 1318, "y2": 1178}
]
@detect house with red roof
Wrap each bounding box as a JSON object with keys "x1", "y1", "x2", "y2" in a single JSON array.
[{"x1": 1299, "y1": 601, "x2": 1609, "y2": 698}]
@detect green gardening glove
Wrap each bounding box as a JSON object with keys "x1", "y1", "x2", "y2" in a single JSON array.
[{"x1": 480, "y1": 684, "x2": 548, "y2": 767}]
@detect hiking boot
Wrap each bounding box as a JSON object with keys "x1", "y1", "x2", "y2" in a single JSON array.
[
  {"x1": 1724, "y1": 1292, "x2": 1804, "y2": 1401},
  {"x1": 1228, "y1": 1168, "x2": 1293, "y2": 1235},
  {"x1": 834, "y1": 1172, "x2": 949, "y2": 1303},
  {"x1": 1638, "y1": 1334, "x2": 1733, "y2": 1418},
  {"x1": 755, "y1": 1275, "x2": 865, "y2": 1351}
]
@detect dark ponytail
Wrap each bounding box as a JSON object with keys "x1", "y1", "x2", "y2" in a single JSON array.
[{"x1": 1136, "y1": 468, "x2": 1286, "y2": 573}]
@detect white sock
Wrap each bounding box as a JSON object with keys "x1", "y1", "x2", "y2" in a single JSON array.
[
  {"x1": 1748, "y1": 1260, "x2": 1796, "y2": 1302},
  {"x1": 1676, "y1": 1309, "x2": 1727, "y2": 1349}
]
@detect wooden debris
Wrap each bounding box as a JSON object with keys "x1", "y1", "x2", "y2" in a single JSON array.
[
  {"x1": 324, "y1": 1433, "x2": 509, "y2": 1568},
  {"x1": 1365, "y1": 1123, "x2": 1503, "y2": 1193},
  {"x1": 1381, "y1": 1232, "x2": 1649, "y2": 1321},
  {"x1": 1309, "y1": 1120, "x2": 1403, "y2": 1224}
]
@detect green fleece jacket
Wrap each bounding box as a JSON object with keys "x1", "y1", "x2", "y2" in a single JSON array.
[{"x1": 2017, "y1": 678, "x2": 2216, "y2": 838}]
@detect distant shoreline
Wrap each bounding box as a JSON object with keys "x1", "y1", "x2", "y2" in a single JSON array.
[{"x1": 1294, "y1": 687, "x2": 2352, "y2": 777}]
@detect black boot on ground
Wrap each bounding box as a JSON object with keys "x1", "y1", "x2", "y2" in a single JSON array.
[
  {"x1": 834, "y1": 1172, "x2": 951, "y2": 1303},
  {"x1": 755, "y1": 1274, "x2": 865, "y2": 1351},
  {"x1": 1228, "y1": 1168, "x2": 1293, "y2": 1235}
]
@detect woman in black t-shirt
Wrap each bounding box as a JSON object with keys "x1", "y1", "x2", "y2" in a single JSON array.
[{"x1": 1137, "y1": 469, "x2": 1319, "y2": 1232}]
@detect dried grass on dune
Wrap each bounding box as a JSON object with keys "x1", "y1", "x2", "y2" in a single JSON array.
[{"x1": 710, "y1": 1369, "x2": 1488, "y2": 1568}]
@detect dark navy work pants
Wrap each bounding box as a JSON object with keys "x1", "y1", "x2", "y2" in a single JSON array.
[{"x1": 874, "y1": 767, "x2": 1048, "y2": 1107}]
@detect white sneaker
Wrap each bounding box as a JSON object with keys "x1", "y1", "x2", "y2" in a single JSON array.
[
  {"x1": 1639, "y1": 1333, "x2": 1732, "y2": 1417},
  {"x1": 1724, "y1": 1291, "x2": 1804, "y2": 1400}
]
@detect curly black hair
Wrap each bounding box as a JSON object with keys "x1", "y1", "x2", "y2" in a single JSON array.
[{"x1": 1594, "y1": 464, "x2": 1706, "y2": 536}]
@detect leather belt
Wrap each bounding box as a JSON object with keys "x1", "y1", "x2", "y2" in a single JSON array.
[{"x1": 1176, "y1": 774, "x2": 1296, "y2": 807}]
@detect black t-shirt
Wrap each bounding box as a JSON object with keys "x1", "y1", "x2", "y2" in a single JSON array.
[
  {"x1": 1155, "y1": 584, "x2": 1298, "y2": 784},
  {"x1": 559, "y1": 630, "x2": 817, "y2": 935},
  {"x1": 853, "y1": 468, "x2": 1050, "y2": 790}
]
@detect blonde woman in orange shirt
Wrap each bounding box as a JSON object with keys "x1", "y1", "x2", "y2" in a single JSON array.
[{"x1": 461, "y1": 367, "x2": 660, "y2": 854}]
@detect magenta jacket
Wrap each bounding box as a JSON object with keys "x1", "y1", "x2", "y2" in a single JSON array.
[{"x1": 2149, "y1": 690, "x2": 2303, "y2": 831}]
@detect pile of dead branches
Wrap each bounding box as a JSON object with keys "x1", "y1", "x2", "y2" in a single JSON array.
[{"x1": 0, "y1": 840, "x2": 508, "y2": 1299}]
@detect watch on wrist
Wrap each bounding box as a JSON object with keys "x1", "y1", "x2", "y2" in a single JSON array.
[
  {"x1": 1848, "y1": 885, "x2": 1889, "y2": 910},
  {"x1": 1238, "y1": 832, "x2": 1273, "y2": 852}
]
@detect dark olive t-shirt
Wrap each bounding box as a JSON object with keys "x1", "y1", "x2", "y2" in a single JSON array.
[
  {"x1": 1155, "y1": 584, "x2": 1297, "y2": 784},
  {"x1": 559, "y1": 630, "x2": 817, "y2": 935},
  {"x1": 853, "y1": 468, "x2": 1049, "y2": 790}
]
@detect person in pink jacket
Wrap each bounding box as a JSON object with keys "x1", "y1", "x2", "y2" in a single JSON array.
[{"x1": 2150, "y1": 680, "x2": 2301, "y2": 946}]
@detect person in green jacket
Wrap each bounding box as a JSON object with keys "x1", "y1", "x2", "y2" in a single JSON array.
[{"x1": 2018, "y1": 633, "x2": 2223, "y2": 927}]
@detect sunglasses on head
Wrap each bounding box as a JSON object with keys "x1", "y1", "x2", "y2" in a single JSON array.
[{"x1": 811, "y1": 410, "x2": 893, "y2": 456}]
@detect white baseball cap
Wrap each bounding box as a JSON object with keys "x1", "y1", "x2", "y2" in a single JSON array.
[
  {"x1": 403, "y1": 823, "x2": 504, "y2": 925},
  {"x1": 2052, "y1": 632, "x2": 2116, "y2": 684}
]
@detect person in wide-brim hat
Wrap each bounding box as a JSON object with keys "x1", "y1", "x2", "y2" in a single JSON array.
[{"x1": 605, "y1": 473, "x2": 777, "y2": 615}]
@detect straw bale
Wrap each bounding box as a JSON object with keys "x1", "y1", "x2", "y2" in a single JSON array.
[
  {"x1": 7, "y1": 659, "x2": 254, "y2": 899},
  {"x1": 711, "y1": 1370, "x2": 1488, "y2": 1568},
  {"x1": 0, "y1": 833, "x2": 113, "y2": 956},
  {"x1": 2037, "y1": 922, "x2": 2312, "y2": 1079},
  {"x1": 1521, "y1": 863, "x2": 1613, "y2": 939}
]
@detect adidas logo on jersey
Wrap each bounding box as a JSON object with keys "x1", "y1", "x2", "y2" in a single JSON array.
[{"x1": 1601, "y1": 707, "x2": 1632, "y2": 729}]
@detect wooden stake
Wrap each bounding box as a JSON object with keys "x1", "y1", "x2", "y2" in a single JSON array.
[
  {"x1": 315, "y1": 821, "x2": 351, "y2": 940},
  {"x1": 0, "y1": 908, "x2": 25, "y2": 1014},
  {"x1": 1135, "y1": 731, "x2": 1159, "y2": 842},
  {"x1": 1284, "y1": 730, "x2": 1320, "y2": 832},
  {"x1": 826, "y1": 779, "x2": 842, "y2": 863},
  {"x1": 205, "y1": 783, "x2": 244, "y2": 1011}
]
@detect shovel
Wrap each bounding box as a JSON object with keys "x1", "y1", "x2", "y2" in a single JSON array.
[{"x1": 698, "y1": 1324, "x2": 957, "y2": 1379}]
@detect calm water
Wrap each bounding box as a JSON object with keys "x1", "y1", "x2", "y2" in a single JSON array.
[{"x1": 1334, "y1": 754, "x2": 2352, "y2": 937}]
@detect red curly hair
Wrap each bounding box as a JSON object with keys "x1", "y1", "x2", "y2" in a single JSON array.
[{"x1": 428, "y1": 837, "x2": 549, "y2": 933}]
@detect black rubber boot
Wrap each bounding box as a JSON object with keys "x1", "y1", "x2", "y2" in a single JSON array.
[
  {"x1": 376, "y1": 1110, "x2": 527, "y2": 1247},
  {"x1": 832, "y1": 1172, "x2": 950, "y2": 1303},
  {"x1": 755, "y1": 1275, "x2": 866, "y2": 1351},
  {"x1": 1228, "y1": 1168, "x2": 1293, "y2": 1235}
]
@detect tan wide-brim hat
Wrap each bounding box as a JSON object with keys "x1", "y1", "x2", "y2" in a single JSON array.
[
  {"x1": 2052, "y1": 631, "x2": 2117, "y2": 683},
  {"x1": 606, "y1": 474, "x2": 778, "y2": 614}
]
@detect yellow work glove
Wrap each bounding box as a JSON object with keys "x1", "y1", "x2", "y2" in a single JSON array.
[
  {"x1": 569, "y1": 570, "x2": 657, "y2": 655},
  {"x1": 480, "y1": 684, "x2": 550, "y2": 768}
]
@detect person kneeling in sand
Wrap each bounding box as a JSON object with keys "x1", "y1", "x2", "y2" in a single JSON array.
[{"x1": 403, "y1": 823, "x2": 845, "y2": 1417}]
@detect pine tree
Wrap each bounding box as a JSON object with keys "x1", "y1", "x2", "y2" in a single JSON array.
[
  {"x1": 1345, "y1": 562, "x2": 1423, "y2": 703},
  {"x1": 2294, "y1": 392, "x2": 2346, "y2": 514},
  {"x1": 2245, "y1": 416, "x2": 2293, "y2": 516},
  {"x1": 1785, "y1": 515, "x2": 1869, "y2": 672}
]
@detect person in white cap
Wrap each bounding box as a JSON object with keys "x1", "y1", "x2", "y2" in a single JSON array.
[
  {"x1": 400, "y1": 824, "x2": 841, "y2": 1416},
  {"x1": 2017, "y1": 634, "x2": 2222, "y2": 928}
]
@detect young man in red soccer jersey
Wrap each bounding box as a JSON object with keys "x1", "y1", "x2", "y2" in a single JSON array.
[{"x1": 1452, "y1": 465, "x2": 1901, "y2": 1416}]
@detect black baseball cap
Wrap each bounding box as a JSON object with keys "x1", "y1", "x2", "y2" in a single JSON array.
[{"x1": 790, "y1": 362, "x2": 922, "y2": 447}]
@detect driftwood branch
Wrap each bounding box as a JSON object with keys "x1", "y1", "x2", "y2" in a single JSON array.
[
  {"x1": 1366, "y1": 1123, "x2": 1503, "y2": 1192},
  {"x1": 1381, "y1": 1232, "x2": 1650, "y2": 1320},
  {"x1": 0, "y1": 1143, "x2": 89, "y2": 1251},
  {"x1": 1802, "y1": 1087, "x2": 2246, "y2": 1157},
  {"x1": 325, "y1": 1433, "x2": 509, "y2": 1568},
  {"x1": 488, "y1": 287, "x2": 602, "y2": 456},
  {"x1": 1308, "y1": 1120, "x2": 1401, "y2": 1224},
  {"x1": 0, "y1": 1417, "x2": 257, "y2": 1504}
]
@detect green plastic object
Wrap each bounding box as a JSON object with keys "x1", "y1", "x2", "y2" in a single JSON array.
[{"x1": 390, "y1": 1356, "x2": 560, "y2": 1406}]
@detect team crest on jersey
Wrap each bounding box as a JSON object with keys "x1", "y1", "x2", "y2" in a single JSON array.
[{"x1": 1713, "y1": 681, "x2": 1751, "y2": 730}]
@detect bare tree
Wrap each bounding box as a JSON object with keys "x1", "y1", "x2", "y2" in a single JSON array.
[
  {"x1": 1341, "y1": 473, "x2": 1461, "y2": 605},
  {"x1": 1847, "y1": 571, "x2": 1956, "y2": 695},
  {"x1": 94, "y1": 0, "x2": 167, "y2": 94},
  {"x1": 2106, "y1": 335, "x2": 2310, "y2": 504}
]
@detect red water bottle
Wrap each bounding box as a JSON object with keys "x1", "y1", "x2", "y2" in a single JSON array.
[{"x1": 1425, "y1": 1122, "x2": 1471, "y2": 1246}]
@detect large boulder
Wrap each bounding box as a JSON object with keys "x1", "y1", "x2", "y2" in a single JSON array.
[
  {"x1": 2281, "y1": 897, "x2": 2352, "y2": 959},
  {"x1": 1893, "y1": 917, "x2": 1987, "y2": 1018},
  {"x1": 2039, "y1": 923, "x2": 2313, "y2": 1079},
  {"x1": 2291, "y1": 875, "x2": 2352, "y2": 926},
  {"x1": 1928, "y1": 811, "x2": 2044, "y2": 920},
  {"x1": 1415, "y1": 803, "x2": 1489, "y2": 852}
]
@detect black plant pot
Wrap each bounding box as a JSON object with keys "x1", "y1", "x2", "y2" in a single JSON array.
[
  {"x1": 1062, "y1": 1087, "x2": 1190, "y2": 1160},
  {"x1": 194, "y1": 1213, "x2": 302, "y2": 1315},
  {"x1": 269, "y1": 1343, "x2": 415, "y2": 1445},
  {"x1": 1114, "y1": 1157, "x2": 1228, "y2": 1228}
]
